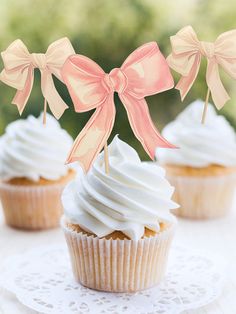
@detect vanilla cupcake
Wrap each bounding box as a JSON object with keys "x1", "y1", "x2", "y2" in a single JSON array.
[
  {"x1": 156, "y1": 100, "x2": 236, "y2": 219},
  {"x1": 0, "y1": 113, "x2": 75, "y2": 230},
  {"x1": 61, "y1": 135, "x2": 178, "y2": 292}
]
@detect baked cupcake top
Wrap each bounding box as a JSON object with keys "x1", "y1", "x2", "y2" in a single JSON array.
[
  {"x1": 156, "y1": 100, "x2": 236, "y2": 168},
  {"x1": 0, "y1": 113, "x2": 73, "y2": 181},
  {"x1": 62, "y1": 135, "x2": 177, "y2": 240}
]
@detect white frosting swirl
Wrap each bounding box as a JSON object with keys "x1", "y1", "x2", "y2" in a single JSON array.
[
  {"x1": 62, "y1": 135, "x2": 177, "y2": 240},
  {"x1": 156, "y1": 100, "x2": 236, "y2": 167},
  {"x1": 0, "y1": 113, "x2": 73, "y2": 181}
]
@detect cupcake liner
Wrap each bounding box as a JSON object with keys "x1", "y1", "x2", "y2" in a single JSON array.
[
  {"x1": 61, "y1": 216, "x2": 176, "y2": 292},
  {"x1": 168, "y1": 173, "x2": 236, "y2": 219},
  {"x1": 0, "y1": 182, "x2": 67, "y2": 230}
]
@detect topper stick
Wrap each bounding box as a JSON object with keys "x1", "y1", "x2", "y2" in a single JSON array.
[
  {"x1": 43, "y1": 98, "x2": 47, "y2": 125},
  {"x1": 201, "y1": 88, "x2": 210, "y2": 124},
  {"x1": 104, "y1": 142, "x2": 109, "y2": 174}
]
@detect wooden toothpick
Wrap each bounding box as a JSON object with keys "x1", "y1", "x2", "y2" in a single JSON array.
[
  {"x1": 201, "y1": 88, "x2": 210, "y2": 124},
  {"x1": 43, "y1": 98, "x2": 47, "y2": 125},
  {"x1": 104, "y1": 142, "x2": 109, "y2": 174}
]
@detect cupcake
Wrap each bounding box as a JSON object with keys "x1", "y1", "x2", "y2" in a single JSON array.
[
  {"x1": 0, "y1": 113, "x2": 75, "y2": 230},
  {"x1": 156, "y1": 100, "x2": 236, "y2": 219},
  {"x1": 61, "y1": 135, "x2": 178, "y2": 292}
]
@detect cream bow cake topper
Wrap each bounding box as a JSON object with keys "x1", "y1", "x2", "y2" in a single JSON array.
[
  {"x1": 0, "y1": 37, "x2": 75, "y2": 123},
  {"x1": 62, "y1": 42, "x2": 176, "y2": 173},
  {"x1": 167, "y1": 25, "x2": 236, "y2": 123}
]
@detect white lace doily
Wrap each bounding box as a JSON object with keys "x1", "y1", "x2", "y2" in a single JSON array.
[{"x1": 0, "y1": 244, "x2": 226, "y2": 314}]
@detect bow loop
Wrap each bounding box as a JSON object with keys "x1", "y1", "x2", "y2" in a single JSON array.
[
  {"x1": 214, "y1": 30, "x2": 236, "y2": 79},
  {"x1": 0, "y1": 37, "x2": 75, "y2": 118},
  {"x1": 170, "y1": 26, "x2": 200, "y2": 55},
  {"x1": 62, "y1": 55, "x2": 108, "y2": 113},
  {"x1": 167, "y1": 26, "x2": 201, "y2": 78},
  {"x1": 122, "y1": 42, "x2": 174, "y2": 98},
  {"x1": 1, "y1": 40, "x2": 31, "y2": 90},
  {"x1": 1, "y1": 39, "x2": 31, "y2": 71},
  {"x1": 45, "y1": 37, "x2": 75, "y2": 80},
  {"x1": 62, "y1": 42, "x2": 175, "y2": 172}
]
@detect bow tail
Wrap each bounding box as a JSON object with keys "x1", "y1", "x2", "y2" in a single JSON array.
[
  {"x1": 66, "y1": 93, "x2": 116, "y2": 172},
  {"x1": 12, "y1": 68, "x2": 34, "y2": 115},
  {"x1": 120, "y1": 94, "x2": 176, "y2": 160},
  {"x1": 41, "y1": 71, "x2": 68, "y2": 119},
  {"x1": 176, "y1": 54, "x2": 201, "y2": 101},
  {"x1": 206, "y1": 59, "x2": 230, "y2": 110}
]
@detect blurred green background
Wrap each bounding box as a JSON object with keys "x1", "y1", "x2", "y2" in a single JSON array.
[{"x1": 0, "y1": 0, "x2": 235, "y2": 159}]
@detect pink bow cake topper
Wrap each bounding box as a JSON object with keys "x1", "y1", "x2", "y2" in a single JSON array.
[
  {"x1": 167, "y1": 25, "x2": 236, "y2": 123},
  {"x1": 0, "y1": 37, "x2": 75, "y2": 122},
  {"x1": 62, "y1": 41, "x2": 176, "y2": 172}
]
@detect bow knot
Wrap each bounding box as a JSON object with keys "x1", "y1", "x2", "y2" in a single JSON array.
[
  {"x1": 62, "y1": 42, "x2": 175, "y2": 172},
  {"x1": 0, "y1": 37, "x2": 75, "y2": 119},
  {"x1": 167, "y1": 26, "x2": 236, "y2": 109},
  {"x1": 31, "y1": 53, "x2": 47, "y2": 69},
  {"x1": 199, "y1": 41, "x2": 215, "y2": 58},
  {"x1": 108, "y1": 68, "x2": 127, "y2": 93}
]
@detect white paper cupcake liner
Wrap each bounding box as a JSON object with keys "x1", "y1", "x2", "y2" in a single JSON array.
[
  {"x1": 0, "y1": 182, "x2": 68, "y2": 230},
  {"x1": 168, "y1": 173, "x2": 236, "y2": 219},
  {"x1": 61, "y1": 216, "x2": 176, "y2": 292}
]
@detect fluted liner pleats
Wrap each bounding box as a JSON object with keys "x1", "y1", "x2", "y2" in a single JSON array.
[
  {"x1": 61, "y1": 217, "x2": 175, "y2": 292},
  {"x1": 168, "y1": 174, "x2": 236, "y2": 219},
  {"x1": 0, "y1": 182, "x2": 66, "y2": 230}
]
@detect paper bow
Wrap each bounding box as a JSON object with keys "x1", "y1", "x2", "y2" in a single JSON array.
[
  {"x1": 62, "y1": 42, "x2": 175, "y2": 172},
  {"x1": 0, "y1": 37, "x2": 75, "y2": 119},
  {"x1": 167, "y1": 25, "x2": 236, "y2": 109}
]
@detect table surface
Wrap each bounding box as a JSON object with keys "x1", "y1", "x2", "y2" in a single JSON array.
[{"x1": 0, "y1": 200, "x2": 236, "y2": 314}]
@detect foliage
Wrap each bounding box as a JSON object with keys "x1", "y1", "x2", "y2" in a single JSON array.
[{"x1": 0, "y1": 0, "x2": 235, "y2": 159}]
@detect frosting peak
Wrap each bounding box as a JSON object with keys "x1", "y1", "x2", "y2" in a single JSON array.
[
  {"x1": 156, "y1": 100, "x2": 236, "y2": 167},
  {"x1": 62, "y1": 135, "x2": 177, "y2": 240},
  {"x1": 0, "y1": 112, "x2": 73, "y2": 181}
]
